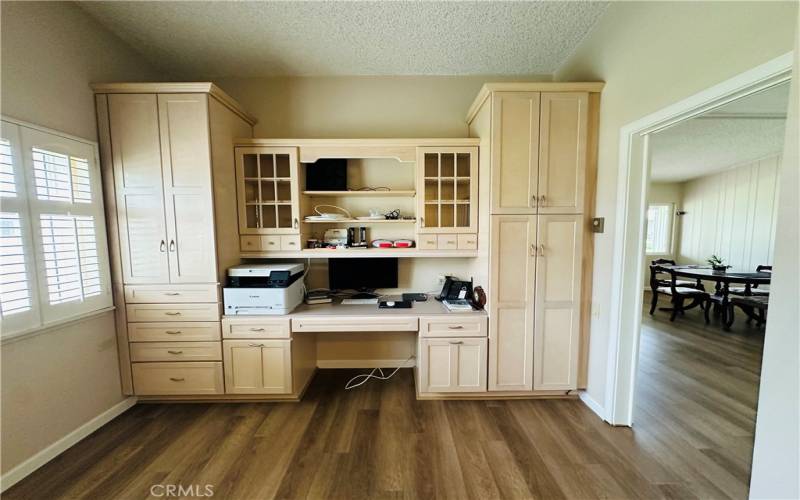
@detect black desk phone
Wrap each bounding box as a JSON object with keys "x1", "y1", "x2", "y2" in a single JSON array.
[{"x1": 436, "y1": 276, "x2": 473, "y2": 301}]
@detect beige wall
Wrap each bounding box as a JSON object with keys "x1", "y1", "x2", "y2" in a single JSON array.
[
  {"x1": 555, "y1": 1, "x2": 797, "y2": 408},
  {"x1": 679, "y1": 155, "x2": 781, "y2": 270},
  {"x1": 0, "y1": 1, "x2": 159, "y2": 475}
]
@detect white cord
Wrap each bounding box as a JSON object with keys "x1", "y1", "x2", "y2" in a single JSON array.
[{"x1": 344, "y1": 354, "x2": 416, "y2": 390}]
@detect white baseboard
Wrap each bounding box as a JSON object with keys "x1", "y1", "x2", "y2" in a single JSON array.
[
  {"x1": 317, "y1": 358, "x2": 416, "y2": 369},
  {"x1": 0, "y1": 397, "x2": 137, "y2": 492},
  {"x1": 579, "y1": 391, "x2": 607, "y2": 422}
]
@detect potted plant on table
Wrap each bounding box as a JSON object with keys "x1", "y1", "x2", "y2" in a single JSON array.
[{"x1": 707, "y1": 255, "x2": 731, "y2": 272}]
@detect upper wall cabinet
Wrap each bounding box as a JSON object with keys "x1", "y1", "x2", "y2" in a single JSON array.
[
  {"x1": 235, "y1": 146, "x2": 300, "y2": 236},
  {"x1": 417, "y1": 147, "x2": 478, "y2": 234},
  {"x1": 488, "y1": 90, "x2": 589, "y2": 215}
]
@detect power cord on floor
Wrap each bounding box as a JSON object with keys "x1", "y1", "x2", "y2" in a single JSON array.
[{"x1": 344, "y1": 354, "x2": 416, "y2": 390}]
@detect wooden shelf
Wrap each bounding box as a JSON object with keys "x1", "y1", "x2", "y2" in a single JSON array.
[
  {"x1": 303, "y1": 190, "x2": 416, "y2": 197},
  {"x1": 244, "y1": 177, "x2": 291, "y2": 181},
  {"x1": 246, "y1": 201, "x2": 292, "y2": 205},
  {"x1": 241, "y1": 248, "x2": 478, "y2": 259},
  {"x1": 424, "y1": 177, "x2": 471, "y2": 181},
  {"x1": 302, "y1": 218, "x2": 416, "y2": 224},
  {"x1": 424, "y1": 200, "x2": 471, "y2": 205}
]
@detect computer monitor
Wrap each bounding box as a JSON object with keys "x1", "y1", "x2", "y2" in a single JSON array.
[{"x1": 328, "y1": 258, "x2": 398, "y2": 292}]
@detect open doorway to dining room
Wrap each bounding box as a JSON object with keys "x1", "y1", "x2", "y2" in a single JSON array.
[{"x1": 632, "y1": 79, "x2": 789, "y2": 495}]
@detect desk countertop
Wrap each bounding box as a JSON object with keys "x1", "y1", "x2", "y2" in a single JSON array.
[{"x1": 290, "y1": 299, "x2": 486, "y2": 317}]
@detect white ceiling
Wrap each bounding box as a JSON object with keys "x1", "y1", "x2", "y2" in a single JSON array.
[
  {"x1": 77, "y1": 1, "x2": 609, "y2": 78},
  {"x1": 650, "y1": 83, "x2": 789, "y2": 183}
]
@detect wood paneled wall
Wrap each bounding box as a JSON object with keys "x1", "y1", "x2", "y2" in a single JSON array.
[{"x1": 678, "y1": 155, "x2": 781, "y2": 270}]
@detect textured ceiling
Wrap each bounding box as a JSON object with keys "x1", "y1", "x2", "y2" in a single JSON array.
[
  {"x1": 650, "y1": 83, "x2": 789, "y2": 182},
  {"x1": 77, "y1": 1, "x2": 609, "y2": 77}
]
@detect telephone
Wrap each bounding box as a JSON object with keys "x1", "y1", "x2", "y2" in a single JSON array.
[{"x1": 436, "y1": 276, "x2": 473, "y2": 302}]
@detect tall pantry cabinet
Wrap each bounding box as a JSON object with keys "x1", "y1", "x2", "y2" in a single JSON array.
[
  {"x1": 467, "y1": 83, "x2": 602, "y2": 393},
  {"x1": 94, "y1": 83, "x2": 255, "y2": 395}
]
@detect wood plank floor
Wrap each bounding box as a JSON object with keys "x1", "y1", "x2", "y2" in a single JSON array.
[{"x1": 5, "y1": 300, "x2": 764, "y2": 499}]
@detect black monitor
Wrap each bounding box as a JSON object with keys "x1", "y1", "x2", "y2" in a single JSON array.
[{"x1": 328, "y1": 258, "x2": 398, "y2": 292}]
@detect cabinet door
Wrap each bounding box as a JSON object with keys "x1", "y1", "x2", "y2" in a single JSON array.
[
  {"x1": 223, "y1": 339, "x2": 292, "y2": 394},
  {"x1": 489, "y1": 215, "x2": 536, "y2": 391},
  {"x1": 158, "y1": 94, "x2": 217, "y2": 283},
  {"x1": 417, "y1": 147, "x2": 478, "y2": 234},
  {"x1": 418, "y1": 338, "x2": 487, "y2": 393},
  {"x1": 490, "y1": 92, "x2": 540, "y2": 214},
  {"x1": 533, "y1": 214, "x2": 583, "y2": 390},
  {"x1": 235, "y1": 147, "x2": 300, "y2": 235},
  {"x1": 538, "y1": 93, "x2": 588, "y2": 214},
  {"x1": 107, "y1": 94, "x2": 169, "y2": 284}
]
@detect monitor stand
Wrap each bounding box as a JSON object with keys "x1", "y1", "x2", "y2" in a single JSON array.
[{"x1": 351, "y1": 289, "x2": 378, "y2": 299}]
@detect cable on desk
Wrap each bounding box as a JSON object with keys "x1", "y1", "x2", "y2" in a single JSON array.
[{"x1": 344, "y1": 354, "x2": 416, "y2": 390}]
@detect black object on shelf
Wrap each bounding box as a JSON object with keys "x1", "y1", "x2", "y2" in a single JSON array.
[{"x1": 306, "y1": 158, "x2": 347, "y2": 191}]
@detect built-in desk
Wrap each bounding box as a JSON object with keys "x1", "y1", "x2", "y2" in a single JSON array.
[{"x1": 220, "y1": 299, "x2": 489, "y2": 399}]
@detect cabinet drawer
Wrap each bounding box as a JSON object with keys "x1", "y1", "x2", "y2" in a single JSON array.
[
  {"x1": 281, "y1": 235, "x2": 301, "y2": 251},
  {"x1": 222, "y1": 317, "x2": 291, "y2": 339},
  {"x1": 126, "y1": 303, "x2": 220, "y2": 322},
  {"x1": 124, "y1": 284, "x2": 218, "y2": 304},
  {"x1": 457, "y1": 234, "x2": 478, "y2": 250},
  {"x1": 130, "y1": 342, "x2": 221, "y2": 362},
  {"x1": 128, "y1": 322, "x2": 221, "y2": 342},
  {"x1": 437, "y1": 234, "x2": 458, "y2": 250},
  {"x1": 292, "y1": 316, "x2": 418, "y2": 332},
  {"x1": 419, "y1": 316, "x2": 488, "y2": 338},
  {"x1": 240, "y1": 235, "x2": 281, "y2": 251},
  {"x1": 132, "y1": 362, "x2": 224, "y2": 395},
  {"x1": 418, "y1": 234, "x2": 438, "y2": 250}
]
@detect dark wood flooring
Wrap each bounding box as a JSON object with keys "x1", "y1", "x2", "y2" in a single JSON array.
[{"x1": 5, "y1": 299, "x2": 764, "y2": 499}]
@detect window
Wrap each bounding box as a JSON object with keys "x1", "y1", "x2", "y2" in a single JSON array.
[
  {"x1": 645, "y1": 203, "x2": 674, "y2": 255},
  {"x1": 0, "y1": 119, "x2": 111, "y2": 337}
]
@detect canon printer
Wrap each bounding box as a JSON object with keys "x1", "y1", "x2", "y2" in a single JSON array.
[{"x1": 223, "y1": 263, "x2": 305, "y2": 315}]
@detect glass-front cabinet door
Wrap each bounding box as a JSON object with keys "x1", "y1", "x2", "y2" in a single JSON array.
[
  {"x1": 417, "y1": 147, "x2": 478, "y2": 234},
  {"x1": 235, "y1": 147, "x2": 300, "y2": 235}
]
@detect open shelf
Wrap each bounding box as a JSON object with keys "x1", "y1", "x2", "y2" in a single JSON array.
[
  {"x1": 302, "y1": 218, "x2": 416, "y2": 224},
  {"x1": 303, "y1": 190, "x2": 416, "y2": 197},
  {"x1": 241, "y1": 248, "x2": 478, "y2": 259}
]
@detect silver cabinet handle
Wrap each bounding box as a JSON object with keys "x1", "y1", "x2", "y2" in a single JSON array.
[
  {"x1": 160, "y1": 240, "x2": 166, "y2": 252},
  {"x1": 531, "y1": 194, "x2": 538, "y2": 207},
  {"x1": 539, "y1": 244, "x2": 545, "y2": 257},
  {"x1": 169, "y1": 240, "x2": 176, "y2": 252},
  {"x1": 165, "y1": 292, "x2": 180, "y2": 296},
  {"x1": 167, "y1": 350, "x2": 183, "y2": 355},
  {"x1": 539, "y1": 194, "x2": 546, "y2": 206},
  {"x1": 165, "y1": 330, "x2": 182, "y2": 334},
  {"x1": 420, "y1": 217, "x2": 425, "y2": 227},
  {"x1": 449, "y1": 340, "x2": 464, "y2": 345},
  {"x1": 293, "y1": 217, "x2": 299, "y2": 229},
  {"x1": 169, "y1": 377, "x2": 185, "y2": 382},
  {"x1": 248, "y1": 343, "x2": 265, "y2": 347},
  {"x1": 249, "y1": 328, "x2": 265, "y2": 332},
  {"x1": 165, "y1": 311, "x2": 182, "y2": 316},
  {"x1": 530, "y1": 244, "x2": 537, "y2": 256},
  {"x1": 447, "y1": 325, "x2": 464, "y2": 329}
]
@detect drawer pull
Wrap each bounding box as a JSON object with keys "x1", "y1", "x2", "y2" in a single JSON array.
[
  {"x1": 164, "y1": 292, "x2": 181, "y2": 296},
  {"x1": 169, "y1": 377, "x2": 185, "y2": 382},
  {"x1": 165, "y1": 312, "x2": 182, "y2": 316},
  {"x1": 448, "y1": 325, "x2": 464, "y2": 329},
  {"x1": 165, "y1": 330, "x2": 182, "y2": 335},
  {"x1": 249, "y1": 328, "x2": 266, "y2": 332},
  {"x1": 248, "y1": 343, "x2": 265, "y2": 347},
  {"x1": 449, "y1": 340, "x2": 464, "y2": 345},
  {"x1": 167, "y1": 350, "x2": 183, "y2": 355}
]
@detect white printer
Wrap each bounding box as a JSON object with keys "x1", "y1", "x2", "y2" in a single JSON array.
[{"x1": 223, "y1": 263, "x2": 305, "y2": 315}]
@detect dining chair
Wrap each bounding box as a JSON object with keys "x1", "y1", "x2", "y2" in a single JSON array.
[
  {"x1": 728, "y1": 264, "x2": 771, "y2": 297},
  {"x1": 657, "y1": 268, "x2": 710, "y2": 322},
  {"x1": 727, "y1": 295, "x2": 769, "y2": 327},
  {"x1": 648, "y1": 259, "x2": 704, "y2": 315}
]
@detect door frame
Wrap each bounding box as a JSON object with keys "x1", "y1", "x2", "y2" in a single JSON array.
[{"x1": 603, "y1": 52, "x2": 793, "y2": 426}]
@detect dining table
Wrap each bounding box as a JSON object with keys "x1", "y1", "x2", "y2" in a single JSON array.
[{"x1": 653, "y1": 264, "x2": 771, "y2": 330}]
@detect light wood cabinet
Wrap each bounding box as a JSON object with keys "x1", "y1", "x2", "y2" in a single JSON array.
[
  {"x1": 418, "y1": 337, "x2": 487, "y2": 393},
  {"x1": 490, "y1": 92, "x2": 540, "y2": 214},
  {"x1": 417, "y1": 147, "x2": 478, "y2": 234},
  {"x1": 132, "y1": 361, "x2": 224, "y2": 395},
  {"x1": 222, "y1": 339, "x2": 292, "y2": 394},
  {"x1": 488, "y1": 215, "x2": 537, "y2": 391},
  {"x1": 533, "y1": 214, "x2": 583, "y2": 390},
  {"x1": 235, "y1": 146, "x2": 300, "y2": 238},
  {"x1": 537, "y1": 93, "x2": 588, "y2": 214},
  {"x1": 107, "y1": 93, "x2": 218, "y2": 284}
]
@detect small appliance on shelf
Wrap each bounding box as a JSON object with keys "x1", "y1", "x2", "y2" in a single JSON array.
[{"x1": 223, "y1": 263, "x2": 305, "y2": 315}]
